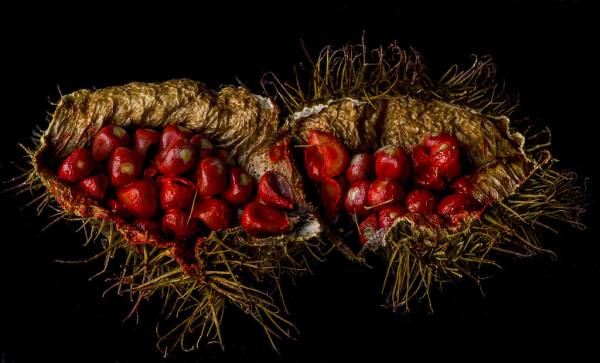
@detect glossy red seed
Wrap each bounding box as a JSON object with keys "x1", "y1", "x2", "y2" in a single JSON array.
[
  {"x1": 77, "y1": 174, "x2": 108, "y2": 201},
  {"x1": 426, "y1": 133, "x2": 462, "y2": 179},
  {"x1": 241, "y1": 201, "x2": 292, "y2": 235},
  {"x1": 156, "y1": 138, "x2": 197, "y2": 176},
  {"x1": 374, "y1": 145, "x2": 411, "y2": 183},
  {"x1": 190, "y1": 135, "x2": 215, "y2": 159},
  {"x1": 133, "y1": 219, "x2": 161, "y2": 234},
  {"x1": 196, "y1": 157, "x2": 228, "y2": 196},
  {"x1": 437, "y1": 193, "x2": 469, "y2": 216},
  {"x1": 192, "y1": 197, "x2": 232, "y2": 231},
  {"x1": 405, "y1": 189, "x2": 437, "y2": 214},
  {"x1": 107, "y1": 147, "x2": 143, "y2": 187},
  {"x1": 320, "y1": 177, "x2": 344, "y2": 217},
  {"x1": 91, "y1": 125, "x2": 130, "y2": 161},
  {"x1": 345, "y1": 153, "x2": 373, "y2": 183},
  {"x1": 160, "y1": 124, "x2": 192, "y2": 150},
  {"x1": 143, "y1": 167, "x2": 159, "y2": 180},
  {"x1": 161, "y1": 209, "x2": 199, "y2": 241},
  {"x1": 258, "y1": 171, "x2": 295, "y2": 210},
  {"x1": 115, "y1": 179, "x2": 158, "y2": 219},
  {"x1": 158, "y1": 176, "x2": 196, "y2": 210},
  {"x1": 367, "y1": 178, "x2": 405, "y2": 211},
  {"x1": 221, "y1": 168, "x2": 255, "y2": 205},
  {"x1": 58, "y1": 148, "x2": 93, "y2": 183},
  {"x1": 359, "y1": 213, "x2": 379, "y2": 245},
  {"x1": 344, "y1": 179, "x2": 370, "y2": 217},
  {"x1": 133, "y1": 128, "x2": 161, "y2": 158},
  {"x1": 378, "y1": 205, "x2": 407, "y2": 229},
  {"x1": 304, "y1": 130, "x2": 349, "y2": 180},
  {"x1": 413, "y1": 164, "x2": 445, "y2": 191}
]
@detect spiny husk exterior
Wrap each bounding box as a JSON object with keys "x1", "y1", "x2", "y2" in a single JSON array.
[
  {"x1": 264, "y1": 40, "x2": 586, "y2": 310},
  {"x1": 27, "y1": 80, "x2": 325, "y2": 353}
]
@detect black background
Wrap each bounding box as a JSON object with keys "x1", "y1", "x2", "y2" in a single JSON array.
[{"x1": 1, "y1": 1, "x2": 598, "y2": 362}]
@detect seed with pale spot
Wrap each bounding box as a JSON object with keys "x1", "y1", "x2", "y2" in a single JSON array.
[
  {"x1": 177, "y1": 125, "x2": 191, "y2": 133},
  {"x1": 240, "y1": 173, "x2": 250, "y2": 186},
  {"x1": 76, "y1": 160, "x2": 86, "y2": 170},
  {"x1": 212, "y1": 160, "x2": 224, "y2": 174},
  {"x1": 112, "y1": 126, "x2": 127, "y2": 139},
  {"x1": 120, "y1": 162, "x2": 135, "y2": 175},
  {"x1": 347, "y1": 187, "x2": 360, "y2": 202},
  {"x1": 200, "y1": 138, "x2": 212, "y2": 149},
  {"x1": 179, "y1": 148, "x2": 193, "y2": 164},
  {"x1": 364, "y1": 226, "x2": 374, "y2": 239}
]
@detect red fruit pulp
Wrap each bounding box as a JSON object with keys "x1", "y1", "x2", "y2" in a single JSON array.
[
  {"x1": 367, "y1": 178, "x2": 405, "y2": 211},
  {"x1": 77, "y1": 174, "x2": 109, "y2": 201},
  {"x1": 378, "y1": 205, "x2": 407, "y2": 229},
  {"x1": 156, "y1": 138, "x2": 197, "y2": 176},
  {"x1": 344, "y1": 179, "x2": 370, "y2": 217},
  {"x1": 304, "y1": 130, "x2": 349, "y2": 180},
  {"x1": 161, "y1": 209, "x2": 199, "y2": 241},
  {"x1": 258, "y1": 171, "x2": 295, "y2": 210},
  {"x1": 158, "y1": 176, "x2": 196, "y2": 210},
  {"x1": 374, "y1": 145, "x2": 411, "y2": 183},
  {"x1": 133, "y1": 128, "x2": 161, "y2": 158},
  {"x1": 160, "y1": 124, "x2": 192, "y2": 150},
  {"x1": 321, "y1": 177, "x2": 344, "y2": 217},
  {"x1": 91, "y1": 125, "x2": 130, "y2": 161},
  {"x1": 359, "y1": 213, "x2": 379, "y2": 245},
  {"x1": 221, "y1": 168, "x2": 255, "y2": 205},
  {"x1": 241, "y1": 201, "x2": 292, "y2": 235},
  {"x1": 345, "y1": 153, "x2": 373, "y2": 183},
  {"x1": 405, "y1": 189, "x2": 437, "y2": 214},
  {"x1": 107, "y1": 147, "x2": 143, "y2": 187},
  {"x1": 196, "y1": 157, "x2": 228, "y2": 196},
  {"x1": 116, "y1": 179, "x2": 158, "y2": 219},
  {"x1": 192, "y1": 197, "x2": 232, "y2": 231},
  {"x1": 58, "y1": 148, "x2": 93, "y2": 183}
]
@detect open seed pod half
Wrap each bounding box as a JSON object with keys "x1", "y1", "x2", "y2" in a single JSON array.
[
  {"x1": 19, "y1": 79, "x2": 323, "y2": 353},
  {"x1": 264, "y1": 41, "x2": 586, "y2": 311}
]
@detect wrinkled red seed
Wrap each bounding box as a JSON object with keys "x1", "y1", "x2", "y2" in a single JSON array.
[
  {"x1": 321, "y1": 177, "x2": 344, "y2": 217},
  {"x1": 405, "y1": 189, "x2": 437, "y2": 214},
  {"x1": 344, "y1": 179, "x2": 370, "y2": 217},
  {"x1": 91, "y1": 125, "x2": 130, "y2": 161},
  {"x1": 158, "y1": 176, "x2": 196, "y2": 210},
  {"x1": 378, "y1": 205, "x2": 407, "y2": 229},
  {"x1": 107, "y1": 147, "x2": 143, "y2": 187},
  {"x1": 367, "y1": 178, "x2": 405, "y2": 211},
  {"x1": 156, "y1": 138, "x2": 197, "y2": 176},
  {"x1": 77, "y1": 174, "x2": 108, "y2": 201},
  {"x1": 241, "y1": 201, "x2": 292, "y2": 235},
  {"x1": 133, "y1": 219, "x2": 161, "y2": 234},
  {"x1": 423, "y1": 133, "x2": 462, "y2": 180},
  {"x1": 115, "y1": 179, "x2": 158, "y2": 219},
  {"x1": 374, "y1": 145, "x2": 411, "y2": 183},
  {"x1": 58, "y1": 148, "x2": 93, "y2": 183},
  {"x1": 196, "y1": 157, "x2": 228, "y2": 196},
  {"x1": 190, "y1": 135, "x2": 215, "y2": 159},
  {"x1": 258, "y1": 171, "x2": 295, "y2": 210},
  {"x1": 192, "y1": 197, "x2": 232, "y2": 231},
  {"x1": 345, "y1": 153, "x2": 372, "y2": 184},
  {"x1": 160, "y1": 124, "x2": 192, "y2": 150},
  {"x1": 134, "y1": 128, "x2": 161, "y2": 158},
  {"x1": 437, "y1": 193, "x2": 469, "y2": 216},
  {"x1": 161, "y1": 209, "x2": 199, "y2": 241},
  {"x1": 221, "y1": 168, "x2": 255, "y2": 205},
  {"x1": 359, "y1": 213, "x2": 379, "y2": 245}
]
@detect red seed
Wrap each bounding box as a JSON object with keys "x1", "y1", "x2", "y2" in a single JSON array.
[
  {"x1": 367, "y1": 178, "x2": 405, "y2": 211},
  {"x1": 413, "y1": 164, "x2": 445, "y2": 191},
  {"x1": 451, "y1": 175, "x2": 474, "y2": 195},
  {"x1": 359, "y1": 213, "x2": 379, "y2": 245},
  {"x1": 58, "y1": 148, "x2": 93, "y2": 183},
  {"x1": 156, "y1": 138, "x2": 197, "y2": 176},
  {"x1": 405, "y1": 189, "x2": 437, "y2": 214},
  {"x1": 374, "y1": 145, "x2": 411, "y2": 183},
  {"x1": 115, "y1": 179, "x2": 158, "y2": 219},
  {"x1": 221, "y1": 168, "x2": 255, "y2": 205},
  {"x1": 133, "y1": 128, "x2": 161, "y2": 158},
  {"x1": 158, "y1": 176, "x2": 196, "y2": 210},
  {"x1": 196, "y1": 157, "x2": 228, "y2": 196},
  {"x1": 344, "y1": 179, "x2": 370, "y2": 217},
  {"x1": 160, "y1": 124, "x2": 192, "y2": 150},
  {"x1": 437, "y1": 193, "x2": 472, "y2": 226},
  {"x1": 258, "y1": 171, "x2": 295, "y2": 210},
  {"x1": 378, "y1": 205, "x2": 407, "y2": 229},
  {"x1": 133, "y1": 219, "x2": 161, "y2": 234},
  {"x1": 77, "y1": 174, "x2": 108, "y2": 201},
  {"x1": 425, "y1": 133, "x2": 462, "y2": 180},
  {"x1": 161, "y1": 209, "x2": 199, "y2": 241},
  {"x1": 241, "y1": 201, "x2": 292, "y2": 235},
  {"x1": 345, "y1": 153, "x2": 373, "y2": 183},
  {"x1": 320, "y1": 177, "x2": 344, "y2": 217},
  {"x1": 215, "y1": 148, "x2": 237, "y2": 167},
  {"x1": 143, "y1": 167, "x2": 159, "y2": 180},
  {"x1": 91, "y1": 125, "x2": 130, "y2": 161},
  {"x1": 192, "y1": 197, "x2": 232, "y2": 231},
  {"x1": 107, "y1": 147, "x2": 143, "y2": 187},
  {"x1": 304, "y1": 130, "x2": 349, "y2": 180},
  {"x1": 190, "y1": 135, "x2": 215, "y2": 159},
  {"x1": 106, "y1": 198, "x2": 130, "y2": 217}
]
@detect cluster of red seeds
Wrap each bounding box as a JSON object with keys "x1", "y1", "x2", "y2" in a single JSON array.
[
  {"x1": 303, "y1": 130, "x2": 483, "y2": 245},
  {"x1": 57, "y1": 124, "x2": 296, "y2": 241}
]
